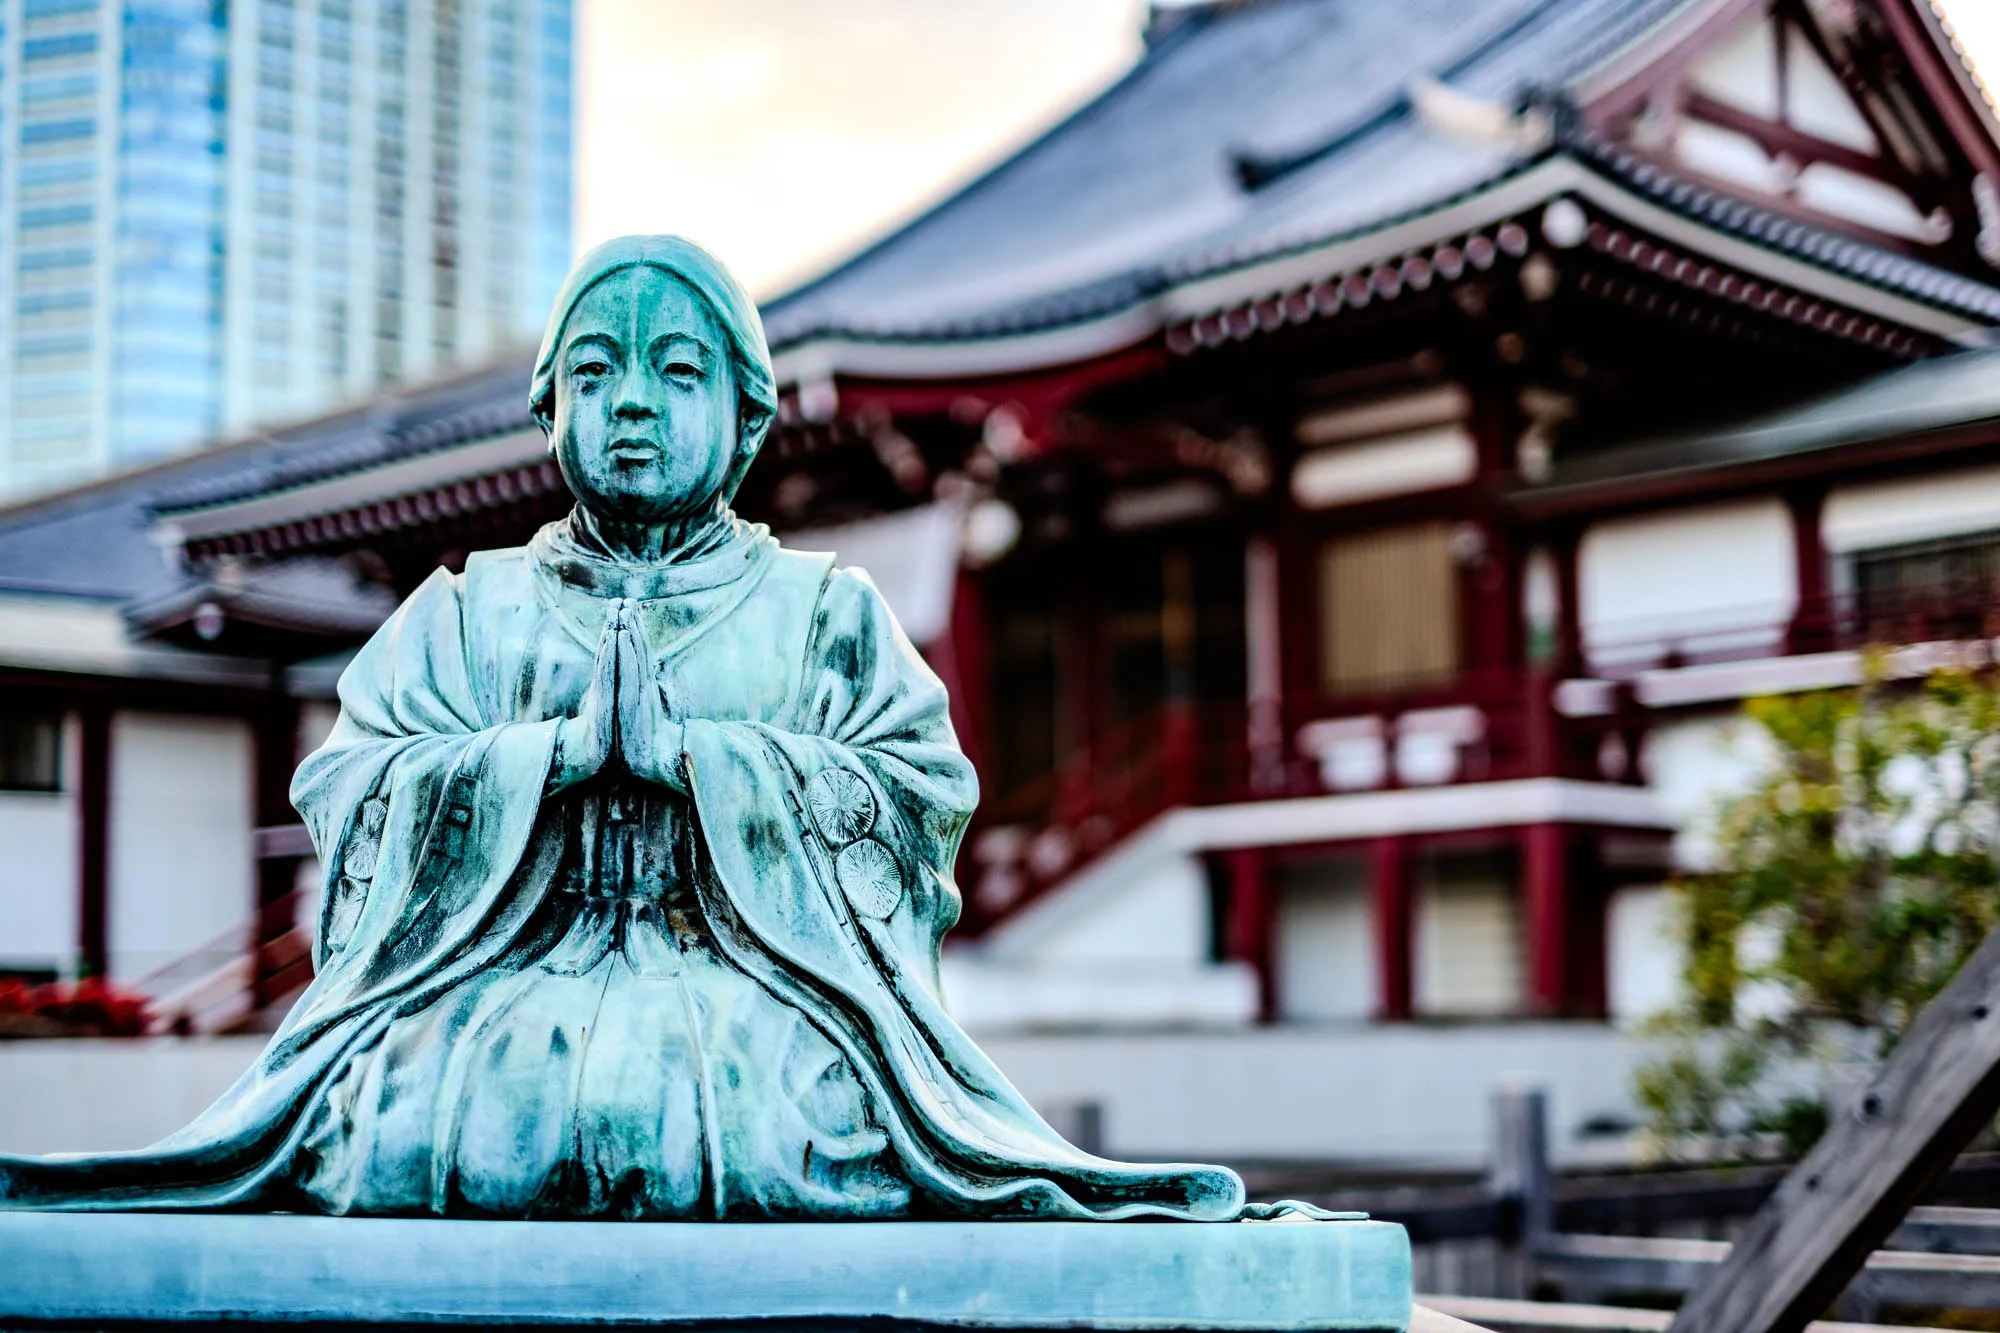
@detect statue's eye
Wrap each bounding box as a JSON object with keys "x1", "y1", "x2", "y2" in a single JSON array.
[
  {"x1": 572, "y1": 359, "x2": 611, "y2": 379},
  {"x1": 663, "y1": 359, "x2": 703, "y2": 379}
]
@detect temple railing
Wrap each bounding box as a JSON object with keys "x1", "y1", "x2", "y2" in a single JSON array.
[
  {"x1": 127, "y1": 888, "x2": 314, "y2": 1036},
  {"x1": 1584, "y1": 576, "x2": 2000, "y2": 680}
]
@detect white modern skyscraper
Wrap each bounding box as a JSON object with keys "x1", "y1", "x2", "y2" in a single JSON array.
[{"x1": 0, "y1": 0, "x2": 573, "y2": 497}]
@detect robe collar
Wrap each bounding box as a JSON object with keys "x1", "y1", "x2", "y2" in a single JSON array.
[{"x1": 528, "y1": 507, "x2": 775, "y2": 601}]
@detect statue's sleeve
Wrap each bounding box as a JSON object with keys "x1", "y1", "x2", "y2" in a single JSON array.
[
  {"x1": 289, "y1": 568, "x2": 560, "y2": 992},
  {"x1": 679, "y1": 566, "x2": 976, "y2": 995}
]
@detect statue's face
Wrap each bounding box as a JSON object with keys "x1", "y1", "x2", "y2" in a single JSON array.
[{"x1": 551, "y1": 266, "x2": 741, "y2": 525}]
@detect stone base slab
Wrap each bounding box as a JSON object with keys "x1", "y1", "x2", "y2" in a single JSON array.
[{"x1": 0, "y1": 1212, "x2": 1412, "y2": 1330}]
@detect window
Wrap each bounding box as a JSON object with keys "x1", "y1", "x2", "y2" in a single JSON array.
[
  {"x1": 21, "y1": 119, "x2": 95, "y2": 146},
  {"x1": 1854, "y1": 529, "x2": 2000, "y2": 605},
  {"x1": 23, "y1": 33, "x2": 99, "y2": 60},
  {"x1": 19, "y1": 204, "x2": 91, "y2": 229},
  {"x1": 0, "y1": 712, "x2": 62, "y2": 792},
  {"x1": 1317, "y1": 520, "x2": 1460, "y2": 694},
  {"x1": 1414, "y1": 848, "x2": 1524, "y2": 1017},
  {"x1": 1852, "y1": 528, "x2": 2000, "y2": 643}
]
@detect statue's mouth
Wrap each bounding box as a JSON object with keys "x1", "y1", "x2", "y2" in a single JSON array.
[{"x1": 608, "y1": 438, "x2": 661, "y2": 463}]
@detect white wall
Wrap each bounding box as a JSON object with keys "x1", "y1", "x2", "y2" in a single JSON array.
[
  {"x1": 941, "y1": 956, "x2": 1257, "y2": 1032},
  {"x1": 1686, "y1": 15, "x2": 1779, "y2": 118},
  {"x1": 1784, "y1": 22, "x2": 1880, "y2": 153},
  {"x1": 984, "y1": 1024, "x2": 1653, "y2": 1166},
  {"x1": 980, "y1": 841, "x2": 1212, "y2": 967},
  {"x1": 1608, "y1": 885, "x2": 1681, "y2": 1025},
  {"x1": 1824, "y1": 462, "x2": 2000, "y2": 555},
  {"x1": 0, "y1": 713, "x2": 79, "y2": 973},
  {"x1": 1273, "y1": 854, "x2": 1375, "y2": 1022},
  {"x1": 107, "y1": 713, "x2": 255, "y2": 982},
  {"x1": 0, "y1": 1026, "x2": 1659, "y2": 1168},
  {"x1": 946, "y1": 838, "x2": 1254, "y2": 1030},
  {"x1": 0, "y1": 1038, "x2": 258, "y2": 1154},
  {"x1": 1580, "y1": 498, "x2": 1795, "y2": 669}
]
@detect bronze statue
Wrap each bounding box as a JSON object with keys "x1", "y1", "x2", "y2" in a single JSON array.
[{"x1": 0, "y1": 237, "x2": 1260, "y2": 1221}]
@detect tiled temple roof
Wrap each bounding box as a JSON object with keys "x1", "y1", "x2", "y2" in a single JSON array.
[
  {"x1": 760, "y1": 0, "x2": 2000, "y2": 353},
  {"x1": 0, "y1": 355, "x2": 533, "y2": 605}
]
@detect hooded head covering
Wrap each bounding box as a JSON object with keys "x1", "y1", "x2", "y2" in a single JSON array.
[{"x1": 531, "y1": 235, "x2": 778, "y2": 506}]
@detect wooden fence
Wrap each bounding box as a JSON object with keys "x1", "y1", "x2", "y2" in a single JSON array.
[{"x1": 1295, "y1": 1084, "x2": 2000, "y2": 1331}]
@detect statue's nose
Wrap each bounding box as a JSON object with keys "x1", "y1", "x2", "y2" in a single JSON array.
[{"x1": 612, "y1": 375, "x2": 659, "y2": 421}]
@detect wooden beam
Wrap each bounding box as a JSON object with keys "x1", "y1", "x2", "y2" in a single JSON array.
[
  {"x1": 1684, "y1": 92, "x2": 1922, "y2": 198},
  {"x1": 1423, "y1": 1293, "x2": 1952, "y2": 1332},
  {"x1": 1891, "y1": 1205, "x2": 2000, "y2": 1255},
  {"x1": 1540, "y1": 1230, "x2": 2000, "y2": 1310},
  {"x1": 1667, "y1": 922, "x2": 2000, "y2": 1332},
  {"x1": 1874, "y1": 0, "x2": 2000, "y2": 183}
]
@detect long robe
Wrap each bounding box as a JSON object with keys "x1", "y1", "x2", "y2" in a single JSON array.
[{"x1": 0, "y1": 517, "x2": 1246, "y2": 1221}]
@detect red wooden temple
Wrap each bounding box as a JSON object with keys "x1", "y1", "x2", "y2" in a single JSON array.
[{"x1": 7, "y1": 0, "x2": 2000, "y2": 1041}]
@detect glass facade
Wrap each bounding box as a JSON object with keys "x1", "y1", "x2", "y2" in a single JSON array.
[{"x1": 0, "y1": 0, "x2": 573, "y2": 496}]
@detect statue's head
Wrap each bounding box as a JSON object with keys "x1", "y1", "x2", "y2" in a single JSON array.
[{"x1": 531, "y1": 236, "x2": 776, "y2": 527}]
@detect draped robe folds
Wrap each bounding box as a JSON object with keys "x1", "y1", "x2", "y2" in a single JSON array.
[{"x1": 0, "y1": 516, "x2": 1247, "y2": 1221}]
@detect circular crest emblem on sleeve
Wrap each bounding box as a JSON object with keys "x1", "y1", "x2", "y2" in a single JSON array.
[
  {"x1": 835, "y1": 839, "x2": 903, "y2": 919},
  {"x1": 807, "y1": 768, "x2": 876, "y2": 847}
]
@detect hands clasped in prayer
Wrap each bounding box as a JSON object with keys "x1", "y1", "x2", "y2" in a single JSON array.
[{"x1": 553, "y1": 600, "x2": 685, "y2": 795}]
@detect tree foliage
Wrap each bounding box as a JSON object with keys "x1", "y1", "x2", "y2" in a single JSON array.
[{"x1": 1638, "y1": 664, "x2": 2000, "y2": 1154}]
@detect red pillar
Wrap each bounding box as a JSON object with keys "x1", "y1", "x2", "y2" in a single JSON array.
[
  {"x1": 1163, "y1": 702, "x2": 1199, "y2": 806},
  {"x1": 1572, "y1": 832, "x2": 1609, "y2": 1020},
  {"x1": 1162, "y1": 548, "x2": 1199, "y2": 806},
  {"x1": 1522, "y1": 822, "x2": 1570, "y2": 1016},
  {"x1": 934, "y1": 571, "x2": 990, "y2": 774},
  {"x1": 1371, "y1": 835, "x2": 1414, "y2": 1021},
  {"x1": 1225, "y1": 847, "x2": 1276, "y2": 1023},
  {"x1": 251, "y1": 699, "x2": 303, "y2": 1010},
  {"x1": 1786, "y1": 486, "x2": 1828, "y2": 655},
  {"x1": 76, "y1": 705, "x2": 110, "y2": 979}
]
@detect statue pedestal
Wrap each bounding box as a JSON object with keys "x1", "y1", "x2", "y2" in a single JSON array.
[{"x1": 2, "y1": 1211, "x2": 1411, "y2": 1330}]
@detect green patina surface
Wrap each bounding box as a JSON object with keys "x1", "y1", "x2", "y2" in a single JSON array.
[
  {"x1": 0, "y1": 1212, "x2": 1416, "y2": 1330},
  {"x1": 0, "y1": 238, "x2": 1368, "y2": 1232}
]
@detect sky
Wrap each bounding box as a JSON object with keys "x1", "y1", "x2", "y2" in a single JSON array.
[{"x1": 577, "y1": 0, "x2": 2000, "y2": 301}]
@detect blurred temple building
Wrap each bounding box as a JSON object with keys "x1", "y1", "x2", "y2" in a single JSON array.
[
  {"x1": 8, "y1": 0, "x2": 2000, "y2": 1164},
  {"x1": 0, "y1": 0, "x2": 573, "y2": 498}
]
